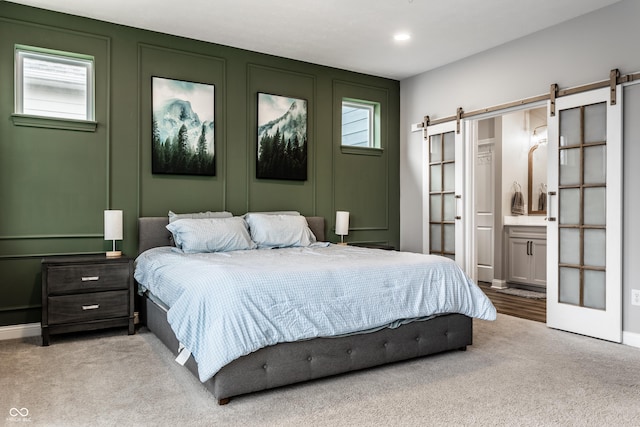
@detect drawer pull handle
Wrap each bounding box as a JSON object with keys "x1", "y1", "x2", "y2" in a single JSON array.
[
  {"x1": 81, "y1": 276, "x2": 100, "y2": 282},
  {"x1": 82, "y1": 304, "x2": 100, "y2": 311}
]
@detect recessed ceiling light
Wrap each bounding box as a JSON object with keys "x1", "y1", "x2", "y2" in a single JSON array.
[{"x1": 394, "y1": 33, "x2": 411, "y2": 42}]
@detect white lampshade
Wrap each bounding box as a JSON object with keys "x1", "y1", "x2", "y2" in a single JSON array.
[
  {"x1": 104, "y1": 210, "x2": 123, "y2": 240},
  {"x1": 104, "y1": 210, "x2": 123, "y2": 257},
  {"x1": 335, "y1": 211, "x2": 349, "y2": 236}
]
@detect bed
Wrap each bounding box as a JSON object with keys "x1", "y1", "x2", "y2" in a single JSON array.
[{"x1": 135, "y1": 214, "x2": 496, "y2": 404}]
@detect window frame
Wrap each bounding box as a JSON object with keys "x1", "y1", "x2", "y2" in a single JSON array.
[
  {"x1": 12, "y1": 45, "x2": 97, "y2": 131},
  {"x1": 340, "y1": 98, "x2": 382, "y2": 155}
]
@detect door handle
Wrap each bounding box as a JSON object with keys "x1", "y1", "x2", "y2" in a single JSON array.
[
  {"x1": 547, "y1": 191, "x2": 557, "y2": 222},
  {"x1": 455, "y1": 194, "x2": 462, "y2": 220}
]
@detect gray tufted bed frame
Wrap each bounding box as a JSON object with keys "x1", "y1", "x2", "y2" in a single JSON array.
[{"x1": 137, "y1": 216, "x2": 473, "y2": 405}]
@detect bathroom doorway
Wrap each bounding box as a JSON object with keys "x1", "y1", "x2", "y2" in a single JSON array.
[{"x1": 468, "y1": 105, "x2": 548, "y2": 295}]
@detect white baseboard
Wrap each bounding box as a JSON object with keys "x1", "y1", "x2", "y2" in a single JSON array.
[
  {"x1": 622, "y1": 331, "x2": 640, "y2": 349},
  {"x1": 0, "y1": 323, "x2": 41, "y2": 341},
  {"x1": 491, "y1": 279, "x2": 508, "y2": 289}
]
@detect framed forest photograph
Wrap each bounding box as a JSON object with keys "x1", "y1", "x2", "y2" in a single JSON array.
[
  {"x1": 257, "y1": 92, "x2": 307, "y2": 180},
  {"x1": 152, "y1": 77, "x2": 215, "y2": 176}
]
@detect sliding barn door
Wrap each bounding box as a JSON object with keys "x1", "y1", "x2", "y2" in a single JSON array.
[
  {"x1": 546, "y1": 86, "x2": 622, "y2": 342},
  {"x1": 424, "y1": 121, "x2": 465, "y2": 268}
]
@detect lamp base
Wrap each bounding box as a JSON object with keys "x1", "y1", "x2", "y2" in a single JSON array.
[
  {"x1": 106, "y1": 250, "x2": 122, "y2": 258},
  {"x1": 336, "y1": 242, "x2": 348, "y2": 246}
]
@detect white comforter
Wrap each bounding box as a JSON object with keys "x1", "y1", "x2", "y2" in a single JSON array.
[{"x1": 135, "y1": 244, "x2": 496, "y2": 382}]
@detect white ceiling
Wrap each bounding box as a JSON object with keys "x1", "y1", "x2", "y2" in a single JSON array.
[{"x1": 8, "y1": 0, "x2": 621, "y2": 80}]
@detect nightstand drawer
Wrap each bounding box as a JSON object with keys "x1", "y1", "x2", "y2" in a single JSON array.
[
  {"x1": 48, "y1": 290, "x2": 129, "y2": 324},
  {"x1": 47, "y1": 263, "x2": 130, "y2": 294}
]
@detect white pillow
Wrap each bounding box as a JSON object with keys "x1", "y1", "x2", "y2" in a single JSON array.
[
  {"x1": 245, "y1": 213, "x2": 316, "y2": 249},
  {"x1": 166, "y1": 217, "x2": 256, "y2": 253},
  {"x1": 168, "y1": 210, "x2": 232, "y2": 223}
]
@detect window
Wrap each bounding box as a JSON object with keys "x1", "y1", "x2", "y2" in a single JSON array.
[
  {"x1": 15, "y1": 45, "x2": 95, "y2": 121},
  {"x1": 341, "y1": 99, "x2": 378, "y2": 148}
]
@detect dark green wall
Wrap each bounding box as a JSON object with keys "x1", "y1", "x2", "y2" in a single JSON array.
[{"x1": 0, "y1": 3, "x2": 400, "y2": 327}]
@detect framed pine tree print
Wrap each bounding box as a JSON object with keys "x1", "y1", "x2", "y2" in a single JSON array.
[
  {"x1": 151, "y1": 77, "x2": 215, "y2": 176},
  {"x1": 256, "y1": 92, "x2": 307, "y2": 181}
]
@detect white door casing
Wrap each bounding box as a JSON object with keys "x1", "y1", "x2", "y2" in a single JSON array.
[{"x1": 546, "y1": 86, "x2": 622, "y2": 342}]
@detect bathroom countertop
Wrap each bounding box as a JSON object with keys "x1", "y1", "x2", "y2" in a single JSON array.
[{"x1": 503, "y1": 215, "x2": 547, "y2": 226}]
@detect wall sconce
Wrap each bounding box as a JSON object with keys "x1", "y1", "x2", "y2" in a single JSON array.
[
  {"x1": 104, "y1": 210, "x2": 123, "y2": 257},
  {"x1": 335, "y1": 211, "x2": 349, "y2": 245},
  {"x1": 531, "y1": 125, "x2": 548, "y2": 146}
]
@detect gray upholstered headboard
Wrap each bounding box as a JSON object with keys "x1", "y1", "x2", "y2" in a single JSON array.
[{"x1": 137, "y1": 216, "x2": 326, "y2": 255}]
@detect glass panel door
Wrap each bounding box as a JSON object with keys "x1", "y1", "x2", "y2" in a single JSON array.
[
  {"x1": 557, "y1": 103, "x2": 607, "y2": 309},
  {"x1": 547, "y1": 87, "x2": 622, "y2": 343},
  {"x1": 425, "y1": 122, "x2": 465, "y2": 268}
]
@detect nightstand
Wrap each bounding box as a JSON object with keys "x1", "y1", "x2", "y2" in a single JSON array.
[{"x1": 41, "y1": 254, "x2": 134, "y2": 346}]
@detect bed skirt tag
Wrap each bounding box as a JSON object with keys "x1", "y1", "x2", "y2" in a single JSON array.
[{"x1": 175, "y1": 343, "x2": 191, "y2": 366}]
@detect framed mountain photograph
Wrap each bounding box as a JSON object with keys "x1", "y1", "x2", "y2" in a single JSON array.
[
  {"x1": 151, "y1": 77, "x2": 215, "y2": 176},
  {"x1": 257, "y1": 92, "x2": 307, "y2": 180}
]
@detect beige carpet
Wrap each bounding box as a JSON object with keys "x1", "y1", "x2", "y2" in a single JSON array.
[{"x1": 1, "y1": 314, "x2": 639, "y2": 426}]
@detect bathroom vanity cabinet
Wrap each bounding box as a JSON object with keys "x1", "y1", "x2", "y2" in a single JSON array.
[{"x1": 506, "y1": 225, "x2": 547, "y2": 288}]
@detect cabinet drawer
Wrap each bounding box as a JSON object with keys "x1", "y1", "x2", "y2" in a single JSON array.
[
  {"x1": 47, "y1": 263, "x2": 129, "y2": 294},
  {"x1": 48, "y1": 290, "x2": 129, "y2": 324}
]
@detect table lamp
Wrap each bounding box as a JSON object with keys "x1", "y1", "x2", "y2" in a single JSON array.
[
  {"x1": 335, "y1": 211, "x2": 349, "y2": 245},
  {"x1": 104, "y1": 210, "x2": 123, "y2": 257}
]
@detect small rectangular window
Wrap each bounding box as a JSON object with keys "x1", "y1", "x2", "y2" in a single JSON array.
[
  {"x1": 341, "y1": 100, "x2": 377, "y2": 148},
  {"x1": 15, "y1": 45, "x2": 94, "y2": 121}
]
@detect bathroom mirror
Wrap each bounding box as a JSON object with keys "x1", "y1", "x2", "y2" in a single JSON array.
[{"x1": 528, "y1": 143, "x2": 547, "y2": 215}]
